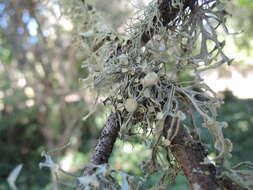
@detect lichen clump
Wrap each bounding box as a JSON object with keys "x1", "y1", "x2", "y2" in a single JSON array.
[
  {"x1": 79, "y1": 0, "x2": 233, "y2": 162},
  {"x1": 59, "y1": 0, "x2": 241, "y2": 188}
]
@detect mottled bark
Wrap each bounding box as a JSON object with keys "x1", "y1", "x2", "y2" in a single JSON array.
[
  {"x1": 163, "y1": 117, "x2": 220, "y2": 190},
  {"x1": 85, "y1": 113, "x2": 120, "y2": 175},
  {"x1": 164, "y1": 116, "x2": 244, "y2": 190},
  {"x1": 218, "y1": 176, "x2": 246, "y2": 190}
]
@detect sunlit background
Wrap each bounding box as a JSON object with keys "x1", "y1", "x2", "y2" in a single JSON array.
[{"x1": 0, "y1": 0, "x2": 253, "y2": 189}]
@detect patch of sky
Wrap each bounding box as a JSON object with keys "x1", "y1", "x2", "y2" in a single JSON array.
[
  {"x1": 43, "y1": 29, "x2": 50, "y2": 37},
  {"x1": 17, "y1": 27, "x2": 24, "y2": 35},
  {"x1": 28, "y1": 36, "x2": 38, "y2": 44},
  {"x1": 22, "y1": 11, "x2": 30, "y2": 23},
  {"x1": 27, "y1": 18, "x2": 38, "y2": 36},
  {"x1": 0, "y1": 3, "x2": 5, "y2": 14},
  {"x1": 0, "y1": 13, "x2": 8, "y2": 28}
]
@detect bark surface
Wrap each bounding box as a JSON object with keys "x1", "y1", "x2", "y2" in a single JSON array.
[
  {"x1": 164, "y1": 117, "x2": 220, "y2": 190},
  {"x1": 85, "y1": 113, "x2": 120, "y2": 175},
  {"x1": 163, "y1": 117, "x2": 244, "y2": 190}
]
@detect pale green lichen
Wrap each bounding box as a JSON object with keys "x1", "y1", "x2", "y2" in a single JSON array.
[
  {"x1": 55, "y1": 0, "x2": 253, "y2": 189},
  {"x1": 66, "y1": 0, "x2": 231, "y2": 180}
]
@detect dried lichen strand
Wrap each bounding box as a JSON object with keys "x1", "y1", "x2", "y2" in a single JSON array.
[{"x1": 139, "y1": 0, "x2": 197, "y2": 46}]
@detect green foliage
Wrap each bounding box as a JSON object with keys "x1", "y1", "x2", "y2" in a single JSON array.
[
  {"x1": 229, "y1": 0, "x2": 253, "y2": 55},
  {"x1": 0, "y1": 0, "x2": 98, "y2": 189},
  {"x1": 0, "y1": 32, "x2": 12, "y2": 63},
  {"x1": 238, "y1": 0, "x2": 253, "y2": 7},
  {"x1": 219, "y1": 91, "x2": 253, "y2": 163}
]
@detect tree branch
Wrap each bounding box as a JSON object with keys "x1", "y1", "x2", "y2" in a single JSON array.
[
  {"x1": 164, "y1": 117, "x2": 244, "y2": 190},
  {"x1": 164, "y1": 117, "x2": 220, "y2": 190},
  {"x1": 85, "y1": 112, "x2": 120, "y2": 175}
]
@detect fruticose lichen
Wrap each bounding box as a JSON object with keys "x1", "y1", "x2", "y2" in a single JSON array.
[
  {"x1": 73, "y1": 0, "x2": 233, "y2": 162},
  {"x1": 50, "y1": 0, "x2": 253, "y2": 189}
]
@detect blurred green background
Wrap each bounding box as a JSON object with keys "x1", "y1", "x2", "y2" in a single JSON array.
[{"x1": 0, "y1": 0, "x2": 253, "y2": 189}]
